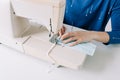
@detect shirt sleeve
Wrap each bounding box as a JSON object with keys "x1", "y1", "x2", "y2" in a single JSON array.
[{"x1": 107, "y1": 0, "x2": 120, "y2": 44}]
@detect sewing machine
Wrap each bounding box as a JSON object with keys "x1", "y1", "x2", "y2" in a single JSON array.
[{"x1": 0, "y1": 0, "x2": 96, "y2": 69}]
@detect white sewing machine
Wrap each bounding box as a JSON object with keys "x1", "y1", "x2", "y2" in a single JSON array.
[{"x1": 0, "y1": 0, "x2": 96, "y2": 69}]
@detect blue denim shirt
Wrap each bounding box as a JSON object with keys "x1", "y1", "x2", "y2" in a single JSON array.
[{"x1": 64, "y1": 0, "x2": 120, "y2": 44}]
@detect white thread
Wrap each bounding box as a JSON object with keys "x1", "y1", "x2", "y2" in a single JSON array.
[
  {"x1": 71, "y1": 0, "x2": 75, "y2": 7},
  {"x1": 86, "y1": 9, "x2": 89, "y2": 16},
  {"x1": 90, "y1": 5, "x2": 93, "y2": 14},
  {"x1": 108, "y1": 7, "x2": 112, "y2": 15}
]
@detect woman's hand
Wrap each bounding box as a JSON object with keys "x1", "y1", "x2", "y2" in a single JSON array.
[
  {"x1": 61, "y1": 31, "x2": 96, "y2": 46},
  {"x1": 60, "y1": 30, "x2": 110, "y2": 46},
  {"x1": 59, "y1": 27, "x2": 110, "y2": 46}
]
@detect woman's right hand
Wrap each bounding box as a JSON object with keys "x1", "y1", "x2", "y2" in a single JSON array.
[{"x1": 58, "y1": 26, "x2": 66, "y2": 37}]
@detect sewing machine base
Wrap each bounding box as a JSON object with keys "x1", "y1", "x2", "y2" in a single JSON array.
[
  {"x1": 0, "y1": 0, "x2": 86, "y2": 69},
  {"x1": 23, "y1": 27, "x2": 87, "y2": 69},
  {"x1": 0, "y1": 24, "x2": 87, "y2": 69}
]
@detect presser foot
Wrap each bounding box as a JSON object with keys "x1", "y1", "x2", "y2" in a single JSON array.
[{"x1": 49, "y1": 34, "x2": 59, "y2": 44}]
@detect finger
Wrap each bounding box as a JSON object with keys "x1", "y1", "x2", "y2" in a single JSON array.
[
  {"x1": 61, "y1": 32, "x2": 73, "y2": 40},
  {"x1": 59, "y1": 26, "x2": 66, "y2": 37},
  {"x1": 61, "y1": 26, "x2": 66, "y2": 35},
  {"x1": 62, "y1": 26, "x2": 66, "y2": 34},
  {"x1": 70, "y1": 39, "x2": 81, "y2": 46},
  {"x1": 58, "y1": 29, "x2": 62, "y2": 37},
  {"x1": 63, "y1": 37, "x2": 77, "y2": 44}
]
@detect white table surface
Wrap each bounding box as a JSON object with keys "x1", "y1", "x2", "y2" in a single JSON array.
[{"x1": 0, "y1": 42, "x2": 120, "y2": 80}]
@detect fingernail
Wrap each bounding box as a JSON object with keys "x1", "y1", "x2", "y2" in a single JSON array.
[
  {"x1": 63, "y1": 41, "x2": 66, "y2": 44},
  {"x1": 69, "y1": 44, "x2": 74, "y2": 47},
  {"x1": 69, "y1": 45, "x2": 73, "y2": 47}
]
